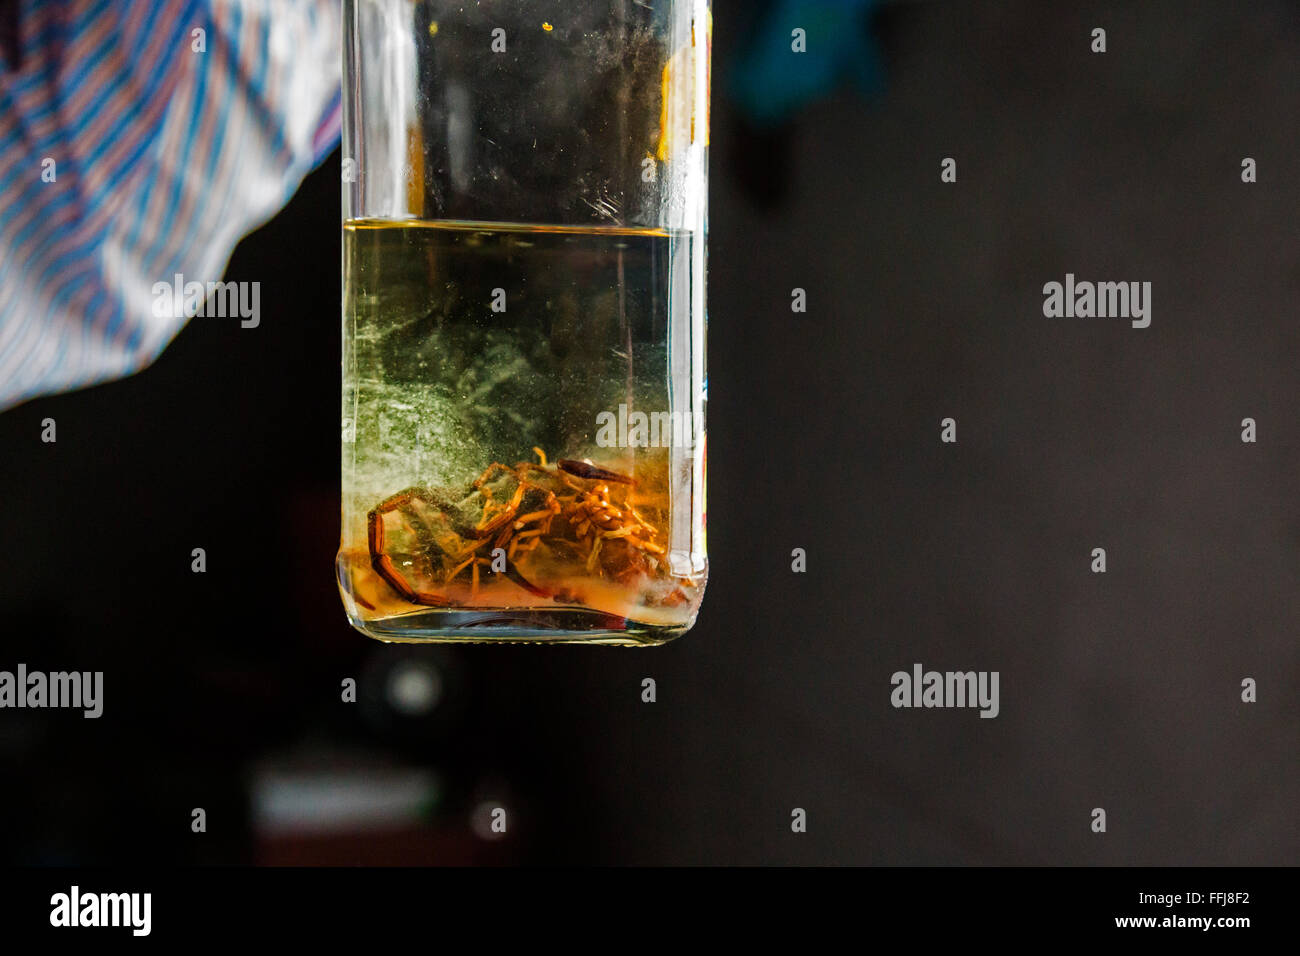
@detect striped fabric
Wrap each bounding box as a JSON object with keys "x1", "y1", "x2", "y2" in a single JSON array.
[{"x1": 0, "y1": 0, "x2": 342, "y2": 410}]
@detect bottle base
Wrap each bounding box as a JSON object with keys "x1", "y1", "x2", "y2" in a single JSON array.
[{"x1": 345, "y1": 606, "x2": 691, "y2": 646}]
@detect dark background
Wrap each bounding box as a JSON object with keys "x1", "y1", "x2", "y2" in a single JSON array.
[{"x1": 1, "y1": 0, "x2": 1297, "y2": 865}]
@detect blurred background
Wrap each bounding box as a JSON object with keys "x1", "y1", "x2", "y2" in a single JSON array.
[{"x1": 0, "y1": 0, "x2": 1297, "y2": 865}]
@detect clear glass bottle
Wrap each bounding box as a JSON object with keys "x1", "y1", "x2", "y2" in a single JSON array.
[{"x1": 338, "y1": 1, "x2": 710, "y2": 644}]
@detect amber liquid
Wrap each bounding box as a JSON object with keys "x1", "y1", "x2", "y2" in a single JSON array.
[{"x1": 338, "y1": 220, "x2": 706, "y2": 643}]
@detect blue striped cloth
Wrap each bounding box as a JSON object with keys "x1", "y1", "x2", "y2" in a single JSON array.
[{"x1": 0, "y1": 0, "x2": 341, "y2": 410}]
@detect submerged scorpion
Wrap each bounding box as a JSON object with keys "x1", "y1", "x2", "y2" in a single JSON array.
[{"x1": 367, "y1": 448, "x2": 666, "y2": 606}]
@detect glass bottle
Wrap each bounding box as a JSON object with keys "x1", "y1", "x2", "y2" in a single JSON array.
[{"x1": 338, "y1": 1, "x2": 710, "y2": 644}]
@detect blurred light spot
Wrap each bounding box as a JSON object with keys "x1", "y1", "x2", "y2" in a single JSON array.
[
  {"x1": 253, "y1": 767, "x2": 439, "y2": 835},
  {"x1": 387, "y1": 661, "x2": 442, "y2": 715},
  {"x1": 471, "y1": 801, "x2": 506, "y2": 840}
]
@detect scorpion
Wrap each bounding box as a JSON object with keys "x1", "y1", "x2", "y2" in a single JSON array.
[{"x1": 367, "y1": 448, "x2": 663, "y2": 606}]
